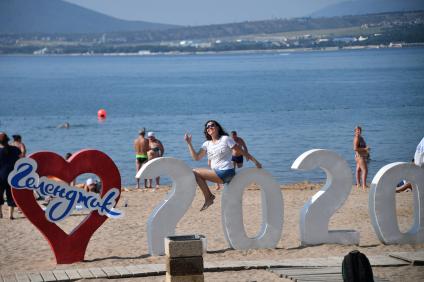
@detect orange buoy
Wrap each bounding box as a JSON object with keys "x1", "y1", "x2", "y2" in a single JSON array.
[{"x1": 97, "y1": 109, "x2": 107, "y2": 119}]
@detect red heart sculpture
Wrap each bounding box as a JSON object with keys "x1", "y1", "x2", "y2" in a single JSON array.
[{"x1": 11, "y1": 149, "x2": 121, "y2": 264}]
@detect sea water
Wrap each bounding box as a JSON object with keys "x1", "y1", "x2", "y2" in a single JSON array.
[{"x1": 1, "y1": 48, "x2": 423, "y2": 186}]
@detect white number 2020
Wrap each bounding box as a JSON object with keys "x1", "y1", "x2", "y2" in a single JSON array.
[{"x1": 138, "y1": 152, "x2": 423, "y2": 255}]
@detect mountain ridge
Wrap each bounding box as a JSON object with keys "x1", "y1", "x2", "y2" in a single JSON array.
[
  {"x1": 311, "y1": 0, "x2": 424, "y2": 18},
  {"x1": 0, "y1": 0, "x2": 178, "y2": 34}
]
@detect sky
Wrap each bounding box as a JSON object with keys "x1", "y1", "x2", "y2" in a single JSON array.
[{"x1": 64, "y1": 0, "x2": 346, "y2": 26}]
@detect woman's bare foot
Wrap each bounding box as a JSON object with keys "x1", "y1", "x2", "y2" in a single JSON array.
[{"x1": 200, "y1": 194, "x2": 216, "y2": 211}]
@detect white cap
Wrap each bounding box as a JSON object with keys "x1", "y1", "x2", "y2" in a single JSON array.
[
  {"x1": 86, "y1": 178, "x2": 95, "y2": 186},
  {"x1": 147, "y1": 132, "x2": 155, "y2": 138}
]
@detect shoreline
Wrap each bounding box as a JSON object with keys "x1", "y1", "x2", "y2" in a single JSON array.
[{"x1": 1, "y1": 43, "x2": 423, "y2": 57}]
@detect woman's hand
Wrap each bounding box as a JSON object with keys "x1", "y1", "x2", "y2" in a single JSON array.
[
  {"x1": 247, "y1": 153, "x2": 262, "y2": 169},
  {"x1": 184, "y1": 133, "x2": 192, "y2": 144},
  {"x1": 254, "y1": 160, "x2": 262, "y2": 169}
]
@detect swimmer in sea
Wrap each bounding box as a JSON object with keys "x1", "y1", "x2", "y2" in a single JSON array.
[{"x1": 58, "y1": 122, "x2": 70, "y2": 129}]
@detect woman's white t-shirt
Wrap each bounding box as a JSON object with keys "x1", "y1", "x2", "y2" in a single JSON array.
[{"x1": 202, "y1": 136, "x2": 236, "y2": 170}]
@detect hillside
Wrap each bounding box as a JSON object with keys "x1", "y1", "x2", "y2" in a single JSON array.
[
  {"x1": 1, "y1": 11, "x2": 423, "y2": 54},
  {"x1": 0, "y1": 0, "x2": 178, "y2": 34},
  {"x1": 103, "y1": 11, "x2": 424, "y2": 43},
  {"x1": 311, "y1": 0, "x2": 424, "y2": 18}
]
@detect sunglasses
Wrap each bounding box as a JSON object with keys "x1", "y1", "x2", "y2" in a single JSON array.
[{"x1": 206, "y1": 123, "x2": 216, "y2": 129}]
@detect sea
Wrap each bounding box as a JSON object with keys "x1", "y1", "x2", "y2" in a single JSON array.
[{"x1": 1, "y1": 48, "x2": 423, "y2": 187}]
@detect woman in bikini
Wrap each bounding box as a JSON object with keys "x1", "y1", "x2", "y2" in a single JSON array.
[
  {"x1": 184, "y1": 120, "x2": 262, "y2": 211},
  {"x1": 353, "y1": 126, "x2": 370, "y2": 191},
  {"x1": 147, "y1": 132, "x2": 164, "y2": 188}
]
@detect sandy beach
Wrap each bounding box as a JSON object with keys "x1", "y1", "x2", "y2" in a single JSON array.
[{"x1": 1, "y1": 182, "x2": 423, "y2": 281}]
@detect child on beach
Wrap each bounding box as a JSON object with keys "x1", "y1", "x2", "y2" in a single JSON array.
[{"x1": 184, "y1": 120, "x2": 262, "y2": 211}]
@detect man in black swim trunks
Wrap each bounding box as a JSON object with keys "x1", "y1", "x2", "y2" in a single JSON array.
[
  {"x1": 231, "y1": 131, "x2": 248, "y2": 169},
  {"x1": 134, "y1": 128, "x2": 150, "y2": 189}
]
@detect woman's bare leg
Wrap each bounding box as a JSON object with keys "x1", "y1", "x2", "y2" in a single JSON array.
[
  {"x1": 358, "y1": 157, "x2": 368, "y2": 191},
  {"x1": 355, "y1": 159, "x2": 361, "y2": 189},
  {"x1": 193, "y1": 168, "x2": 223, "y2": 211},
  {"x1": 135, "y1": 160, "x2": 141, "y2": 189},
  {"x1": 9, "y1": 206, "x2": 14, "y2": 220}
]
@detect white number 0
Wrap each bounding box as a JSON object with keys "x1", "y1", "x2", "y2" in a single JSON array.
[
  {"x1": 221, "y1": 168, "x2": 283, "y2": 249},
  {"x1": 369, "y1": 162, "x2": 424, "y2": 244}
]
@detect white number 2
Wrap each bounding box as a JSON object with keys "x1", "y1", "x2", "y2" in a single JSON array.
[
  {"x1": 291, "y1": 149, "x2": 359, "y2": 246},
  {"x1": 136, "y1": 157, "x2": 197, "y2": 255}
]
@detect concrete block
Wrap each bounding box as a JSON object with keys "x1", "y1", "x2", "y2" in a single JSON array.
[
  {"x1": 14, "y1": 273, "x2": 29, "y2": 282},
  {"x1": 87, "y1": 268, "x2": 107, "y2": 279},
  {"x1": 64, "y1": 270, "x2": 81, "y2": 280},
  {"x1": 165, "y1": 235, "x2": 204, "y2": 258},
  {"x1": 101, "y1": 267, "x2": 120, "y2": 279},
  {"x1": 52, "y1": 270, "x2": 69, "y2": 282},
  {"x1": 2, "y1": 274, "x2": 17, "y2": 282},
  {"x1": 166, "y1": 257, "x2": 204, "y2": 276},
  {"x1": 125, "y1": 265, "x2": 146, "y2": 276},
  {"x1": 113, "y1": 266, "x2": 133, "y2": 278},
  {"x1": 76, "y1": 269, "x2": 93, "y2": 279},
  {"x1": 165, "y1": 273, "x2": 204, "y2": 282},
  {"x1": 27, "y1": 273, "x2": 43, "y2": 282},
  {"x1": 39, "y1": 271, "x2": 56, "y2": 282}
]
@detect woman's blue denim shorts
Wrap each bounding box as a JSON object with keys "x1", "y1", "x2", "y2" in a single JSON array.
[{"x1": 214, "y1": 168, "x2": 236, "y2": 184}]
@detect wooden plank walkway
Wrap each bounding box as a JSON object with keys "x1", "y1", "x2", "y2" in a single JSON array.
[
  {"x1": 389, "y1": 250, "x2": 424, "y2": 265},
  {"x1": 0, "y1": 252, "x2": 417, "y2": 281},
  {"x1": 269, "y1": 267, "x2": 390, "y2": 282}
]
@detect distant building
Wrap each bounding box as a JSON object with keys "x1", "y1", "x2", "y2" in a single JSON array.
[
  {"x1": 333, "y1": 37, "x2": 356, "y2": 43},
  {"x1": 33, "y1": 47, "x2": 48, "y2": 55}
]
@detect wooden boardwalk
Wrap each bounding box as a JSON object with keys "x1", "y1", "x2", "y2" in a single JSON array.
[
  {"x1": 268, "y1": 266, "x2": 390, "y2": 282},
  {"x1": 0, "y1": 251, "x2": 420, "y2": 281}
]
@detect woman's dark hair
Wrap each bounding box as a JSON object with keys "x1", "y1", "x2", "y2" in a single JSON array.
[
  {"x1": 12, "y1": 134, "x2": 21, "y2": 142},
  {"x1": 203, "y1": 120, "x2": 228, "y2": 140}
]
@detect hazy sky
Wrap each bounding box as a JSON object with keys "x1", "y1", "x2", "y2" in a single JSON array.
[{"x1": 64, "y1": 0, "x2": 345, "y2": 25}]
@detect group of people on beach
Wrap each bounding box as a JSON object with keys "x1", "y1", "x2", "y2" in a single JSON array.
[
  {"x1": 1, "y1": 122, "x2": 423, "y2": 218},
  {"x1": 134, "y1": 128, "x2": 165, "y2": 189}
]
